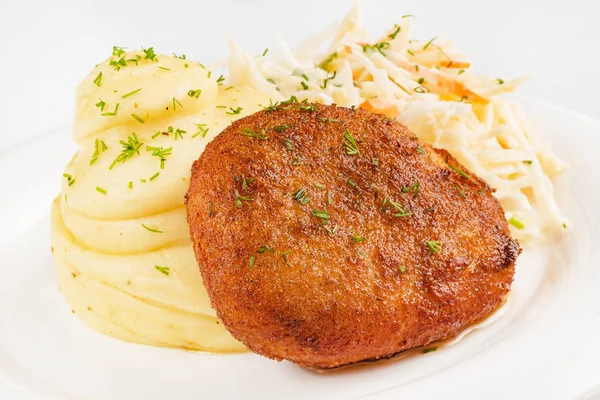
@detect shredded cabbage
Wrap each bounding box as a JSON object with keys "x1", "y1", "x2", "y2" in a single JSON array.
[{"x1": 223, "y1": 4, "x2": 568, "y2": 244}]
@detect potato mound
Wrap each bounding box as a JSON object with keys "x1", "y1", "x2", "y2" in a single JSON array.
[{"x1": 50, "y1": 49, "x2": 267, "y2": 351}]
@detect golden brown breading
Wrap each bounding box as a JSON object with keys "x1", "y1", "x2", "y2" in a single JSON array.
[{"x1": 186, "y1": 101, "x2": 520, "y2": 369}]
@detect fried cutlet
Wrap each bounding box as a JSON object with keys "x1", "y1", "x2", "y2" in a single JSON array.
[{"x1": 185, "y1": 101, "x2": 520, "y2": 369}]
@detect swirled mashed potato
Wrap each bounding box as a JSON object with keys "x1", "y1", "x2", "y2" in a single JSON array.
[{"x1": 50, "y1": 48, "x2": 268, "y2": 351}]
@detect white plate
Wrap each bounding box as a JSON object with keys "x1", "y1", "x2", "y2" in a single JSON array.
[{"x1": 0, "y1": 95, "x2": 599, "y2": 400}]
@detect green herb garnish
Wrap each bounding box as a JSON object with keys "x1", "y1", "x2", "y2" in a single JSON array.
[
  {"x1": 454, "y1": 183, "x2": 466, "y2": 198},
  {"x1": 240, "y1": 127, "x2": 267, "y2": 140},
  {"x1": 426, "y1": 240, "x2": 441, "y2": 254},
  {"x1": 423, "y1": 37, "x2": 437, "y2": 50},
  {"x1": 311, "y1": 209, "x2": 329, "y2": 221},
  {"x1": 187, "y1": 89, "x2": 202, "y2": 98},
  {"x1": 122, "y1": 88, "x2": 142, "y2": 99},
  {"x1": 142, "y1": 224, "x2": 163, "y2": 233},
  {"x1": 172, "y1": 97, "x2": 183, "y2": 110},
  {"x1": 192, "y1": 123, "x2": 209, "y2": 138},
  {"x1": 95, "y1": 98, "x2": 106, "y2": 112},
  {"x1": 449, "y1": 164, "x2": 471, "y2": 179},
  {"x1": 101, "y1": 103, "x2": 120, "y2": 116},
  {"x1": 131, "y1": 114, "x2": 145, "y2": 123},
  {"x1": 508, "y1": 216, "x2": 525, "y2": 230},
  {"x1": 281, "y1": 250, "x2": 292, "y2": 264},
  {"x1": 93, "y1": 72, "x2": 103, "y2": 87},
  {"x1": 292, "y1": 188, "x2": 311, "y2": 205},
  {"x1": 154, "y1": 266, "x2": 170, "y2": 276},
  {"x1": 352, "y1": 235, "x2": 366, "y2": 243},
  {"x1": 142, "y1": 47, "x2": 158, "y2": 61},
  {"x1": 235, "y1": 190, "x2": 252, "y2": 208},
  {"x1": 109, "y1": 132, "x2": 143, "y2": 170},
  {"x1": 423, "y1": 347, "x2": 437, "y2": 354},
  {"x1": 388, "y1": 25, "x2": 401, "y2": 39},
  {"x1": 343, "y1": 130, "x2": 360, "y2": 155},
  {"x1": 226, "y1": 106, "x2": 243, "y2": 115},
  {"x1": 402, "y1": 182, "x2": 420, "y2": 198},
  {"x1": 96, "y1": 186, "x2": 107, "y2": 195},
  {"x1": 319, "y1": 117, "x2": 341, "y2": 123},
  {"x1": 258, "y1": 245, "x2": 274, "y2": 253},
  {"x1": 90, "y1": 138, "x2": 108, "y2": 166},
  {"x1": 146, "y1": 146, "x2": 172, "y2": 169}
]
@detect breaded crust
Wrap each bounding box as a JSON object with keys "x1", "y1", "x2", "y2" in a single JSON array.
[{"x1": 186, "y1": 101, "x2": 520, "y2": 369}]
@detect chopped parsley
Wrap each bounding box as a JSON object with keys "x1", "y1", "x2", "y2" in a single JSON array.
[
  {"x1": 249, "y1": 256, "x2": 256, "y2": 268},
  {"x1": 399, "y1": 265, "x2": 406, "y2": 274},
  {"x1": 423, "y1": 347, "x2": 437, "y2": 354},
  {"x1": 283, "y1": 138, "x2": 293, "y2": 149},
  {"x1": 347, "y1": 178, "x2": 356, "y2": 188}
]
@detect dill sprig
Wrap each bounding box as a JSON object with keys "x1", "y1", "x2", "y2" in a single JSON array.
[
  {"x1": 343, "y1": 130, "x2": 360, "y2": 155},
  {"x1": 146, "y1": 145, "x2": 172, "y2": 169},
  {"x1": 240, "y1": 127, "x2": 267, "y2": 140},
  {"x1": 109, "y1": 133, "x2": 143, "y2": 170}
]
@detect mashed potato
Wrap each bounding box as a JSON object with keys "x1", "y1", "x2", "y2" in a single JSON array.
[{"x1": 50, "y1": 48, "x2": 268, "y2": 351}]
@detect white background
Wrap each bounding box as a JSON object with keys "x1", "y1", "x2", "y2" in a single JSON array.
[
  {"x1": 0, "y1": 1, "x2": 599, "y2": 399},
  {"x1": 0, "y1": 0, "x2": 599, "y2": 153}
]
